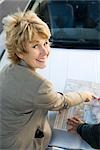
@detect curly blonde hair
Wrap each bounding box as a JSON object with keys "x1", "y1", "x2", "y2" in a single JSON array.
[{"x1": 2, "y1": 11, "x2": 51, "y2": 64}]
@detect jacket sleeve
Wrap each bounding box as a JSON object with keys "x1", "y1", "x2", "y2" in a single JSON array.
[
  {"x1": 33, "y1": 80, "x2": 88, "y2": 110},
  {"x1": 77, "y1": 123, "x2": 100, "y2": 149}
]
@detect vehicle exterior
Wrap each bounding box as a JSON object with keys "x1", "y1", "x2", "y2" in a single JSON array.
[{"x1": 0, "y1": 0, "x2": 100, "y2": 92}]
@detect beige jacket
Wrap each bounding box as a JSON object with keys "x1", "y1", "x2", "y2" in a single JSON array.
[{"x1": 0, "y1": 61, "x2": 92, "y2": 150}]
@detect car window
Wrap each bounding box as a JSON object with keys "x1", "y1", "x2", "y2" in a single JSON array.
[{"x1": 34, "y1": 0, "x2": 100, "y2": 50}]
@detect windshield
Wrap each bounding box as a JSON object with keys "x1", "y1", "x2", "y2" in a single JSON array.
[{"x1": 34, "y1": 0, "x2": 100, "y2": 49}]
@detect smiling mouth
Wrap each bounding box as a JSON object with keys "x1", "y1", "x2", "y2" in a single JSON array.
[{"x1": 36, "y1": 59, "x2": 46, "y2": 63}]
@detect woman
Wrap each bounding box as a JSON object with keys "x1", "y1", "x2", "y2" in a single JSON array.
[{"x1": 0, "y1": 11, "x2": 95, "y2": 150}]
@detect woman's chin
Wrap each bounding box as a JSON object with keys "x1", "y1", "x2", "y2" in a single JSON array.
[{"x1": 39, "y1": 64, "x2": 47, "y2": 69}]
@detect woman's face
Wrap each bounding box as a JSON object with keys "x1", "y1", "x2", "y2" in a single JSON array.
[{"x1": 20, "y1": 35, "x2": 51, "y2": 70}]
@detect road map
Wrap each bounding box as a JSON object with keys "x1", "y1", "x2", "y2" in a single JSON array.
[{"x1": 54, "y1": 79, "x2": 100, "y2": 130}]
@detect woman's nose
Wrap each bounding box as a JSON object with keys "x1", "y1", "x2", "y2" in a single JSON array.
[{"x1": 40, "y1": 46, "x2": 48, "y2": 55}]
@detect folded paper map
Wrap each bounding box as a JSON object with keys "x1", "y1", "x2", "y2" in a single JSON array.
[{"x1": 54, "y1": 79, "x2": 100, "y2": 130}]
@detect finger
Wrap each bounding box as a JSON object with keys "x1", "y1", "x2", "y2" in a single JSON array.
[
  {"x1": 92, "y1": 94, "x2": 98, "y2": 99},
  {"x1": 85, "y1": 99, "x2": 89, "y2": 102},
  {"x1": 68, "y1": 120, "x2": 77, "y2": 126},
  {"x1": 73, "y1": 117, "x2": 80, "y2": 121},
  {"x1": 94, "y1": 97, "x2": 100, "y2": 100},
  {"x1": 71, "y1": 118, "x2": 79, "y2": 123},
  {"x1": 68, "y1": 118, "x2": 78, "y2": 124},
  {"x1": 68, "y1": 127, "x2": 73, "y2": 132}
]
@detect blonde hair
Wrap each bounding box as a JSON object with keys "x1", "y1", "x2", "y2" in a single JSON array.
[{"x1": 2, "y1": 11, "x2": 51, "y2": 64}]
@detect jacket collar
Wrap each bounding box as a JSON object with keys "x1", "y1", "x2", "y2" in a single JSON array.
[
  {"x1": 18, "y1": 60, "x2": 29, "y2": 68},
  {"x1": 18, "y1": 60, "x2": 36, "y2": 72}
]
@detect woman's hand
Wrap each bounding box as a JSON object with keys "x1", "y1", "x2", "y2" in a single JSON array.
[
  {"x1": 67, "y1": 117, "x2": 84, "y2": 132},
  {"x1": 80, "y1": 92, "x2": 97, "y2": 102}
]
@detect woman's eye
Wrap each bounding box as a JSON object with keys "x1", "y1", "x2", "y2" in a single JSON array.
[
  {"x1": 32, "y1": 44, "x2": 38, "y2": 49},
  {"x1": 44, "y1": 41, "x2": 49, "y2": 46}
]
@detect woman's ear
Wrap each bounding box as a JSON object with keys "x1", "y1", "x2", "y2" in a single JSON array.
[{"x1": 16, "y1": 52, "x2": 24, "y2": 59}]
